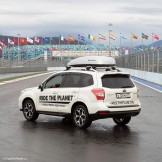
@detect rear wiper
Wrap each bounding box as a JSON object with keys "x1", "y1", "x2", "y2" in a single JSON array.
[{"x1": 121, "y1": 86, "x2": 133, "y2": 88}]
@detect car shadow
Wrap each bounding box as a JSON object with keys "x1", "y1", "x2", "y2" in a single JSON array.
[{"x1": 20, "y1": 117, "x2": 139, "y2": 145}]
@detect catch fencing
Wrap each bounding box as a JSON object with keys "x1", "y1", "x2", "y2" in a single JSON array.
[{"x1": 115, "y1": 49, "x2": 162, "y2": 73}]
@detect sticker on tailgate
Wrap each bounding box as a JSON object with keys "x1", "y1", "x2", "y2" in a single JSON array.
[{"x1": 111, "y1": 101, "x2": 134, "y2": 105}]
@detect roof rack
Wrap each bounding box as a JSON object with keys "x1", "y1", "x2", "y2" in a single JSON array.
[
  {"x1": 65, "y1": 65, "x2": 121, "y2": 72},
  {"x1": 65, "y1": 66, "x2": 96, "y2": 72}
]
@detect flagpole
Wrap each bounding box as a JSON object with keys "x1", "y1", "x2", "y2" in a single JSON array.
[
  {"x1": 109, "y1": 30, "x2": 111, "y2": 56},
  {"x1": 59, "y1": 35, "x2": 62, "y2": 66},
  {"x1": 59, "y1": 35, "x2": 60, "y2": 49},
  {"x1": 152, "y1": 32, "x2": 154, "y2": 47},
  {"x1": 120, "y1": 33, "x2": 121, "y2": 56},
  {"x1": 2, "y1": 45, "x2": 4, "y2": 67},
  {"x1": 68, "y1": 38, "x2": 70, "y2": 61},
  {"x1": 108, "y1": 23, "x2": 112, "y2": 56},
  {"x1": 17, "y1": 34, "x2": 20, "y2": 64},
  {"x1": 98, "y1": 33, "x2": 99, "y2": 56},
  {"x1": 78, "y1": 35, "x2": 79, "y2": 45},
  {"x1": 7, "y1": 38, "x2": 10, "y2": 62},
  {"x1": 131, "y1": 37, "x2": 133, "y2": 54},
  {"x1": 34, "y1": 37, "x2": 36, "y2": 59},
  {"x1": 50, "y1": 37, "x2": 52, "y2": 46},
  {"x1": 1, "y1": 35, "x2": 4, "y2": 67},
  {"x1": 141, "y1": 34, "x2": 143, "y2": 51}
]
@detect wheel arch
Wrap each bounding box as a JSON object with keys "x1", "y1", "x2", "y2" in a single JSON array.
[
  {"x1": 22, "y1": 97, "x2": 35, "y2": 108},
  {"x1": 71, "y1": 101, "x2": 89, "y2": 114}
]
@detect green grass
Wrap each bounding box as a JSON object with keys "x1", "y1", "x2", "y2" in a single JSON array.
[{"x1": 0, "y1": 72, "x2": 42, "y2": 83}]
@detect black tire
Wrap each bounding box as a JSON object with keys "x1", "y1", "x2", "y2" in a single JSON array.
[
  {"x1": 23, "y1": 99, "x2": 39, "y2": 121},
  {"x1": 113, "y1": 117, "x2": 131, "y2": 126},
  {"x1": 72, "y1": 104, "x2": 92, "y2": 129}
]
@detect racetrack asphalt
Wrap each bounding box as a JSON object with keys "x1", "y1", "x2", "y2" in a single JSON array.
[{"x1": 0, "y1": 73, "x2": 162, "y2": 162}]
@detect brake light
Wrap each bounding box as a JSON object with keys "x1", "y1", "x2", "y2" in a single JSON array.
[
  {"x1": 137, "y1": 88, "x2": 139, "y2": 98},
  {"x1": 91, "y1": 88, "x2": 105, "y2": 100},
  {"x1": 98, "y1": 111, "x2": 110, "y2": 115}
]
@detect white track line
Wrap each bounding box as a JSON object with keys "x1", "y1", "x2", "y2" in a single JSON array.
[
  {"x1": 133, "y1": 79, "x2": 162, "y2": 93},
  {"x1": 0, "y1": 72, "x2": 54, "y2": 86}
]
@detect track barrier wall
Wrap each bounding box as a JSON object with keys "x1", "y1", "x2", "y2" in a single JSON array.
[
  {"x1": 119, "y1": 68, "x2": 162, "y2": 86},
  {"x1": 0, "y1": 66, "x2": 47, "y2": 74}
]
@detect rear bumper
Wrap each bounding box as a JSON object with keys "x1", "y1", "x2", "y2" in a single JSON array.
[{"x1": 89, "y1": 108, "x2": 141, "y2": 121}]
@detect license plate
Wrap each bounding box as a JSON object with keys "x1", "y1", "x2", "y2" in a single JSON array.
[{"x1": 116, "y1": 93, "x2": 131, "y2": 99}]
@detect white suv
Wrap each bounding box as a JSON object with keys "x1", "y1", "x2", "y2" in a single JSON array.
[{"x1": 19, "y1": 56, "x2": 141, "y2": 129}]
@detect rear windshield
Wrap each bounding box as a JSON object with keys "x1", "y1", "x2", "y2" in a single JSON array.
[{"x1": 102, "y1": 74, "x2": 134, "y2": 89}]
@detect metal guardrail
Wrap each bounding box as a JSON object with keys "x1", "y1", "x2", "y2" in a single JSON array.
[{"x1": 116, "y1": 49, "x2": 162, "y2": 73}]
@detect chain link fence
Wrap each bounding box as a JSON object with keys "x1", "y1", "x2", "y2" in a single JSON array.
[
  {"x1": 116, "y1": 49, "x2": 162, "y2": 73},
  {"x1": 0, "y1": 50, "x2": 112, "y2": 68}
]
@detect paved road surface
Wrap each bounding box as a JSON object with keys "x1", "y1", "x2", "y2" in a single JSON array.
[{"x1": 0, "y1": 73, "x2": 162, "y2": 162}]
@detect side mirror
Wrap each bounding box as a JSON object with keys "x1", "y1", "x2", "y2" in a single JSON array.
[{"x1": 38, "y1": 84, "x2": 44, "y2": 91}]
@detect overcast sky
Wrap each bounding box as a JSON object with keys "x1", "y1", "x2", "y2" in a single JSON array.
[{"x1": 0, "y1": 0, "x2": 162, "y2": 46}]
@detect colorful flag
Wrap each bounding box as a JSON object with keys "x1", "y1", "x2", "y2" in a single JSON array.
[
  {"x1": 152, "y1": 33, "x2": 159, "y2": 40},
  {"x1": 8, "y1": 38, "x2": 14, "y2": 45},
  {"x1": 34, "y1": 37, "x2": 40, "y2": 43},
  {"x1": 115, "y1": 47, "x2": 119, "y2": 50},
  {"x1": 13, "y1": 38, "x2": 18, "y2": 44},
  {"x1": 109, "y1": 33, "x2": 116, "y2": 40},
  {"x1": 78, "y1": 34, "x2": 82, "y2": 39},
  {"x1": 68, "y1": 35, "x2": 75, "y2": 41},
  {"x1": 99, "y1": 34, "x2": 106, "y2": 40},
  {"x1": 78, "y1": 34, "x2": 85, "y2": 41},
  {"x1": 20, "y1": 38, "x2": 27, "y2": 44},
  {"x1": 120, "y1": 34, "x2": 127, "y2": 40},
  {"x1": 27, "y1": 37, "x2": 33, "y2": 44},
  {"x1": 88, "y1": 34, "x2": 95, "y2": 41},
  {"x1": 52, "y1": 47, "x2": 57, "y2": 51},
  {"x1": 42, "y1": 37, "x2": 49, "y2": 42},
  {"x1": 59, "y1": 35, "x2": 66, "y2": 42},
  {"x1": 131, "y1": 33, "x2": 138, "y2": 39},
  {"x1": 0, "y1": 41, "x2": 7, "y2": 47},
  {"x1": 81, "y1": 36, "x2": 85, "y2": 41},
  {"x1": 142, "y1": 33, "x2": 148, "y2": 40}
]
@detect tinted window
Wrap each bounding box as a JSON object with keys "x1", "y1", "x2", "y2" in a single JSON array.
[
  {"x1": 45, "y1": 75, "x2": 63, "y2": 88},
  {"x1": 81, "y1": 74, "x2": 94, "y2": 87},
  {"x1": 62, "y1": 74, "x2": 81, "y2": 88},
  {"x1": 102, "y1": 74, "x2": 134, "y2": 89}
]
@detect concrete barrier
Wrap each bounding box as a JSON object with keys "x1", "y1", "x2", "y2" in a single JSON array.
[
  {"x1": 48, "y1": 67, "x2": 65, "y2": 71},
  {"x1": 0, "y1": 66, "x2": 47, "y2": 74},
  {"x1": 119, "y1": 68, "x2": 162, "y2": 86}
]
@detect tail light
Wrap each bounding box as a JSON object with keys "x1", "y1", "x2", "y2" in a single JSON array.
[
  {"x1": 91, "y1": 88, "x2": 105, "y2": 100},
  {"x1": 137, "y1": 88, "x2": 139, "y2": 98}
]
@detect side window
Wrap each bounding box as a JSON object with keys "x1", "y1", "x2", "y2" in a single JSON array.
[
  {"x1": 81, "y1": 74, "x2": 94, "y2": 87},
  {"x1": 62, "y1": 74, "x2": 81, "y2": 88},
  {"x1": 44, "y1": 75, "x2": 63, "y2": 88}
]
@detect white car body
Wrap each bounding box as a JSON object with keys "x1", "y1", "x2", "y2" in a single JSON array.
[{"x1": 19, "y1": 56, "x2": 141, "y2": 128}]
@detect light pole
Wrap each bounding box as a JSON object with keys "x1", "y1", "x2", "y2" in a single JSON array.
[
  {"x1": 17, "y1": 34, "x2": 21, "y2": 64},
  {"x1": 108, "y1": 23, "x2": 112, "y2": 56}
]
